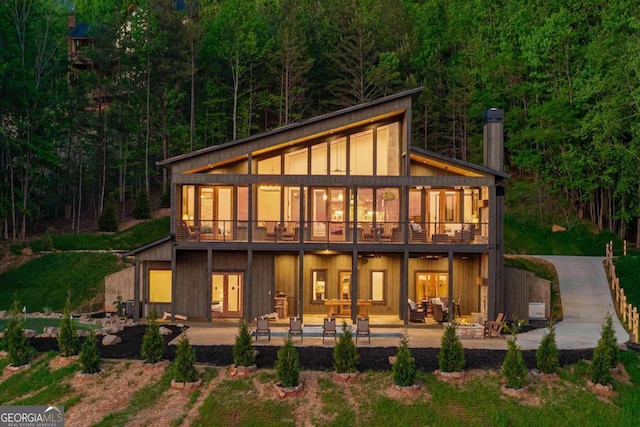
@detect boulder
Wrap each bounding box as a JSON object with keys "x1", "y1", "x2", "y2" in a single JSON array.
[
  {"x1": 102, "y1": 334, "x2": 122, "y2": 346},
  {"x1": 43, "y1": 326, "x2": 59, "y2": 335},
  {"x1": 159, "y1": 326, "x2": 173, "y2": 336}
]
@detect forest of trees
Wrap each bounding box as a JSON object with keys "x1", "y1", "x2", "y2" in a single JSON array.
[{"x1": 1, "y1": 0, "x2": 640, "y2": 242}]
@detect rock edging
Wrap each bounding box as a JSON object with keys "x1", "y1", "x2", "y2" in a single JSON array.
[{"x1": 274, "y1": 382, "x2": 304, "y2": 398}]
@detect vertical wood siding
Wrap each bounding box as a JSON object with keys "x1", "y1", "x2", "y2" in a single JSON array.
[{"x1": 502, "y1": 266, "x2": 533, "y2": 323}]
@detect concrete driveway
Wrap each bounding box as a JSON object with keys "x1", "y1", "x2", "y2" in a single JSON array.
[{"x1": 517, "y1": 256, "x2": 630, "y2": 350}]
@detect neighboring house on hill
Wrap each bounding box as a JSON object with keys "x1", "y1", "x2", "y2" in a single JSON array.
[{"x1": 124, "y1": 88, "x2": 508, "y2": 325}]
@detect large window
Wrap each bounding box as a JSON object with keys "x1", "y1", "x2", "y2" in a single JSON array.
[
  {"x1": 330, "y1": 137, "x2": 347, "y2": 175},
  {"x1": 284, "y1": 148, "x2": 308, "y2": 174},
  {"x1": 350, "y1": 130, "x2": 373, "y2": 175},
  {"x1": 149, "y1": 270, "x2": 172, "y2": 303},
  {"x1": 371, "y1": 271, "x2": 386, "y2": 302},
  {"x1": 312, "y1": 269, "x2": 327, "y2": 302},
  {"x1": 182, "y1": 185, "x2": 196, "y2": 225}
]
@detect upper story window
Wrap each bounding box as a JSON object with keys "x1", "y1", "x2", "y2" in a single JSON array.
[{"x1": 257, "y1": 119, "x2": 401, "y2": 177}]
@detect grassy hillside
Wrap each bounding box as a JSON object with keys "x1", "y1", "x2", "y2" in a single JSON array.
[
  {"x1": 0, "y1": 216, "x2": 170, "y2": 313},
  {"x1": 0, "y1": 252, "x2": 127, "y2": 312},
  {"x1": 613, "y1": 256, "x2": 640, "y2": 309},
  {"x1": 504, "y1": 215, "x2": 622, "y2": 256}
]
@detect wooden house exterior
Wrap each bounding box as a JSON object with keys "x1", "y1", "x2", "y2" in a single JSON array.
[{"x1": 125, "y1": 88, "x2": 508, "y2": 324}]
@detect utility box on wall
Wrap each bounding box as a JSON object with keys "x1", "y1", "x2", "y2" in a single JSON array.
[{"x1": 528, "y1": 302, "x2": 546, "y2": 320}]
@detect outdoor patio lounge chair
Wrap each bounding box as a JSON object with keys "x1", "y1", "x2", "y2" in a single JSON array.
[
  {"x1": 355, "y1": 317, "x2": 370, "y2": 343},
  {"x1": 288, "y1": 317, "x2": 303, "y2": 342},
  {"x1": 431, "y1": 298, "x2": 448, "y2": 322},
  {"x1": 483, "y1": 313, "x2": 505, "y2": 338},
  {"x1": 255, "y1": 317, "x2": 271, "y2": 342},
  {"x1": 408, "y1": 298, "x2": 426, "y2": 323},
  {"x1": 322, "y1": 317, "x2": 336, "y2": 344}
]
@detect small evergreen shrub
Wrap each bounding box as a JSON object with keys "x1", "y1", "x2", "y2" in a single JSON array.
[
  {"x1": 590, "y1": 339, "x2": 613, "y2": 386},
  {"x1": 502, "y1": 329, "x2": 528, "y2": 389},
  {"x1": 536, "y1": 321, "x2": 559, "y2": 374},
  {"x1": 438, "y1": 323, "x2": 465, "y2": 373},
  {"x1": 392, "y1": 334, "x2": 417, "y2": 387},
  {"x1": 4, "y1": 301, "x2": 35, "y2": 367},
  {"x1": 276, "y1": 337, "x2": 300, "y2": 388},
  {"x1": 79, "y1": 329, "x2": 102, "y2": 374},
  {"x1": 113, "y1": 294, "x2": 125, "y2": 317},
  {"x1": 601, "y1": 312, "x2": 619, "y2": 369},
  {"x1": 41, "y1": 229, "x2": 55, "y2": 251},
  {"x1": 98, "y1": 198, "x2": 119, "y2": 232},
  {"x1": 333, "y1": 321, "x2": 359, "y2": 373},
  {"x1": 58, "y1": 297, "x2": 79, "y2": 357},
  {"x1": 173, "y1": 332, "x2": 198, "y2": 383},
  {"x1": 141, "y1": 313, "x2": 164, "y2": 364},
  {"x1": 233, "y1": 320, "x2": 255, "y2": 367},
  {"x1": 590, "y1": 313, "x2": 618, "y2": 386},
  {"x1": 133, "y1": 189, "x2": 152, "y2": 219}
]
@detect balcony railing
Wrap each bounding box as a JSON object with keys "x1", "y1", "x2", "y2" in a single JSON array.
[{"x1": 176, "y1": 220, "x2": 488, "y2": 245}]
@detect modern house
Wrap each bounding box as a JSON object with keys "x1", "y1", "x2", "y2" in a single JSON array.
[{"x1": 124, "y1": 88, "x2": 508, "y2": 325}]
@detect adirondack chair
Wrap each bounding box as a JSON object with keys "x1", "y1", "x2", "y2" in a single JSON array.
[{"x1": 483, "y1": 313, "x2": 505, "y2": 338}]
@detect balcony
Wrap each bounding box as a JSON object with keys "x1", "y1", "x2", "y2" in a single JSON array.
[{"x1": 176, "y1": 220, "x2": 488, "y2": 245}]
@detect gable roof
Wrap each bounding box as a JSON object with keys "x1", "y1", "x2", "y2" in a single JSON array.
[{"x1": 410, "y1": 146, "x2": 508, "y2": 179}]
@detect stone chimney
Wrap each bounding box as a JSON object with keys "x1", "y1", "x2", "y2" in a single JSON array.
[
  {"x1": 67, "y1": 13, "x2": 76, "y2": 29},
  {"x1": 482, "y1": 108, "x2": 504, "y2": 172}
]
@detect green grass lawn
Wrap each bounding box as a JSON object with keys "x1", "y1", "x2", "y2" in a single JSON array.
[
  {"x1": 0, "y1": 252, "x2": 127, "y2": 312},
  {"x1": 504, "y1": 215, "x2": 621, "y2": 256},
  {"x1": 612, "y1": 256, "x2": 640, "y2": 309}
]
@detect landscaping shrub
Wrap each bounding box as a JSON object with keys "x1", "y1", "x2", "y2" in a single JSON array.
[
  {"x1": 502, "y1": 321, "x2": 528, "y2": 389},
  {"x1": 276, "y1": 337, "x2": 300, "y2": 388},
  {"x1": 536, "y1": 321, "x2": 559, "y2": 374},
  {"x1": 98, "y1": 197, "x2": 119, "y2": 232},
  {"x1": 439, "y1": 323, "x2": 465, "y2": 373},
  {"x1": 333, "y1": 321, "x2": 359, "y2": 373},
  {"x1": 232, "y1": 319, "x2": 255, "y2": 367},
  {"x1": 58, "y1": 297, "x2": 79, "y2": 357},
  {"x1": 392, "y1": 334, "x2": 417, "y2": 387},
  {"x1": 601, "y1": 312, "x2": 619, "y2": 369},
  {"x1": 141, "y1": 313, "x2": 164, "y2": 364},
  {"x1": 79, "y1": 329, "x2": 102, "y2": 374},
  {"x1": 502, "y1": 324, "x2": 528, "y2": 389},
  {"x1": 173, "y1": 332, "x2": 198, "y2": 383},
  {"x1": 4, "y1": 301, "x2": 35, "y2": 367},
  {"x1": 133, "y1": 189, "x2": 152, "y2": 220},
  {"x1": 590, "y1": 313, "x2": 618, "y2": 386}
]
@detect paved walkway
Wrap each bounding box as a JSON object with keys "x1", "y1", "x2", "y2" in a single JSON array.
[
  {"x1": 179, "y1": 256, "x2": 631, "y2": 350},
  {"x1": 517, "y1": 256, "x2": 629, "y2": 350}
]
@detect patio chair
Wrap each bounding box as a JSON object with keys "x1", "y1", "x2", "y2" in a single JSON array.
[
  {"x1": 288, "y1": 317, "x2": 303, "y2": 342},
  {"x1": 483, "y1": 313, "x2": 505, "y2": 338},
  {"x1": 182, "y1": 221, "x2": 200, "y2": 241},
  {"x1": 431, "y1": 298, "x2": 448, "y2": 322},
  {"x1": 255, "y1": 317, "x2": 271, "y2": 342},
  {"x1": 322, "y1": 317, "x2": 336, "y2": 344},
  {"x1": 408, "y1": 298, "x2": 426, "y2": 323},
  {"x1": 355, "y1": 317, "x2": 370, "y2": 344}
]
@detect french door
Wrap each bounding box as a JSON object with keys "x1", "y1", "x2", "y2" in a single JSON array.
[{"x1": 211, "y1": 273, "x2": 243, "y2": 318}]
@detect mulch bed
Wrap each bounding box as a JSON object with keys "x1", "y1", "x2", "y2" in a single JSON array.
[{"x1": 27, "y1": 325, "x2": 604, "y2": 372}]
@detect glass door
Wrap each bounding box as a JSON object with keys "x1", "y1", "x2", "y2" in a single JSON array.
[{"x1": 211, "y1": 273, "x2": 243, "y2": 318}]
